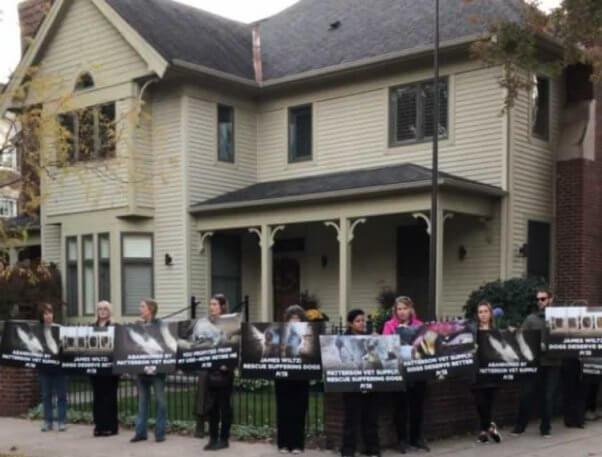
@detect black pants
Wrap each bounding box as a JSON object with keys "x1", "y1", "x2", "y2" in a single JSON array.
[
  {"x1": 472, "y1": 387, "x2": 496, "y2": 432},
  {"x1": 90, "y1": 375, "x2": 120, "y2": 434},
  {"x1": 393, "y1": 382, "x2": 426, "y2": 444},
  {"x1": 586, "y1": 383, "x2": 599, "y2": 412},
  {"x1": 275, "y1": 380, "x2": 309, "y2": 450},
  {"x1": 341, "y1": 392, "x2": 379, "y2": 456},
  {"x1": 208, "y1": 377, "x2": 233, "y2": 442},
  {"x1": 516, "y1": 366, "x2": 560, "y2": 434},
  {"x1": 562, "y1": 359, "x2": 585, "y2": 427}
]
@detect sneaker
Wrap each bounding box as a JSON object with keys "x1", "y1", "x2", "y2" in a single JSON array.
[
  {"x1": 291, "y1": 450, "x2": 303, "y2": 455},
  {"x1": 585, "y1": 411, "x2": 597, "y2": 421},
  {"x1": 155, "y1": 436, "x2": 166, "y2": 442},
  {"x1": 410, "y1": 438, "x2": 430, "y2": 452},
  {"x1": 477, "y1": 431, "x2": 489, "y2": 443},
  {"x1": 213, "y1": 440, "x2": 229, "y2": 450},
  {"x1": 40, "y1": 422, "x2": 52, "y2": 432},
  {"x1": 279, "y1": 449, "x2": 290, "y2": 454},
  {"x1": 204, "y1": 440, "x2": 218, "y2": 451},
  {"x1": 130, "y1": 435, "x2": 147, "y2": 443},
  {"x1": 488, "y1": 422, "x2": 501, "y2": 443},
  {"x1": 58, "y1": 423, "x2": 66, "y2": 432},
  {"x1": 510, "y1": 427, "x2": 524, "y2": 436},
  {"x1": 541, "y1": 432, "x2": 552, "y2": 439}
]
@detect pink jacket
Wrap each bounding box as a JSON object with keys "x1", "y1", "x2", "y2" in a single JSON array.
[{"x1": 382, "y1": 316, "x2": 424, "y2": 335}]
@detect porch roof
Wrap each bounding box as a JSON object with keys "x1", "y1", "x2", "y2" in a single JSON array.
[{"x1": 189, "y1": 163, "x2": 505, "y2": 214}]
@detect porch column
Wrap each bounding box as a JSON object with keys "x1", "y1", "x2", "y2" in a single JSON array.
[
  {"x1": 250, "y1": 224, "x2": 285, "y2": 321},
  {"x1": 325, "y1": 217, "x2": 366, "y2": 320}
]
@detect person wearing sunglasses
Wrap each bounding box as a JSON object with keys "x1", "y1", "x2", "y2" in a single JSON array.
[{"x1": 512, "y1": 288, "x2": 560, "y2": 438}]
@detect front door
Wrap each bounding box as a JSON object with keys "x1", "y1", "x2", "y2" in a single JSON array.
[
  {"x1": 273, "y1": 257, "x2": 300, "y2": 321},
  {"x1": 396, "y1": 225, "x2": 430, "y2": 318}
]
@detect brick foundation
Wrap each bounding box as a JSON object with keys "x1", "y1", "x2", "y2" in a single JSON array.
[
  {"x1": 0, "y1": 366, "x2": 40, "y2": 417},
  {"x1": 325, "y1": 381, "x2": 521, "y2": 450}
]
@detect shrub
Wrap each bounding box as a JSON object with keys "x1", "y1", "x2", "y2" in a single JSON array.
[
  {"x1": 463, "y1": 277, "x2": 549, "y2": 328},
  {"x1": 0, "y1": 262, "x2": 62, "y2": 321}
]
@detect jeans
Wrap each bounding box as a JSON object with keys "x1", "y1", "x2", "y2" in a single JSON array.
[
  {"x1": 341, "y1": 392, "x2": 380, "y2": 456},
  {"x1": 135, "y1": 375, "x2": 167, "y2": 439},
  {"x1": 516, "y1": 366, "x2": 560, "y2": 434},
  {"x1": 275, "y1": 379, "x2": 309, "y2": 450},
  {"x1": 472, "y1": 387, "x2": 496, "y2": 432},
  {"x1": 39, "y1": 372, "x2": 68, "y2": 426},
  {"x1": 394, "y1": 382, "x2": 427, "y2": 444}
]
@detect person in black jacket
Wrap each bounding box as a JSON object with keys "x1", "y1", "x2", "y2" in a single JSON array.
[
  {"x1": 204, "y1": 294, "x2": 234, "y2": 451},
  {"x1": 512, "y1": 288, "x2": 560, "y2": 438},
  {"x1": 341, "y1": 309, "x2": 380, "y2": 457},
  {"x1": 90, "y1": 301, "x2": 120, "y2": 436},
  {"x1": 275, "y1": 305, "x2": 310, "y2": 454}
]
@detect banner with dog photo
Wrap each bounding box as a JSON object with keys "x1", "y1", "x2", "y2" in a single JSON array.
[
  {"x1": 546, "y1": 307, "x2": 602, "y2": 357},
  {"x1": 59, "y1": 325, "x2": 115, "y2": 375},
  {"x1": 320, "y1": 335, "x2": 404, "y2": 392},
  {"x1": 582, "y1": 357, "x2": 602, "y2": 382},
  {"x1": 398, "y1": 320, "x2": 476, "y2": 382},
  {"x1": 240, "y1": 322, "x2": 323, "y2": 379},
  {"x1": 113, "y1": 322, "x2": 178, "y2": 374},
  {"x1": 176, "y1": 313, "x2": 242, "y2": 370},
  {"x1": 0, "y1": 321, "x2": 61, "y2": 369},
  {"x1": 477, "y1": 329, "x2": 540, "y2": 382}
]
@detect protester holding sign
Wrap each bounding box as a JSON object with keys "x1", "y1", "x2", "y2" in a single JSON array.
[
  {"x1": 340, "y1": 309, "x2": 380, "y2": 457},
  {"x1": 90, "y1": 301, "x2": 119, "y2": 437},
  {"x1": 472, "y1": 302, "x2": 502, "y2": 444},
  {"x1": 512, "y1": 288, "x2": 560, "y2": 438},
  {"x1": 274, "y1": 305, "x2": 310, "y2": 454},
  {"x1": 38, "y1": 303, "x2": 68, "y2": 432},
  {"x1": 383, "y1": 296, "x2": 429, "y2": 453},
  {"x1": 204, "y1": 294, "x2": 234, "y2": 451},
  {"x1": 130, "y1": 299, "x2": 167, "y2": 443}
]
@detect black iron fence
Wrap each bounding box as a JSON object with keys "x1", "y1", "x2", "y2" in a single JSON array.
[{"x1": 68, "y1": 374, "x2": 324, "y2": 435}]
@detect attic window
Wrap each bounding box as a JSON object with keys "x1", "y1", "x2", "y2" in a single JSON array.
[
  {"x1": 329, "y1": 20, "x2": 341, "y2": 30},
  {"x1": 75, "y1": 72, "x2": 95, "y2": 91}
]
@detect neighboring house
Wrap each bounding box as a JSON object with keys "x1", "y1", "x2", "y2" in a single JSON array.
[
  {"x1": 1, "y1": 0, "x2": 599, "y2": 322},
  {"x1": 0, "y1": 97, "x2": 41, "y2": 266}
]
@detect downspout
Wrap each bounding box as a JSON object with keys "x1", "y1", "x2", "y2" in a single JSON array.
[{"x1": 252, "y1": 25, "x2": 263, "y2": 83}]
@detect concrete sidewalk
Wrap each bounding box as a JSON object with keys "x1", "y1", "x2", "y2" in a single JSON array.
[{"x1": 0, "y1": 417, "x2": 601, "y2": 457}]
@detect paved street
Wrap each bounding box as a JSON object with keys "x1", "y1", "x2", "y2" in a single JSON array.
[{"x1": 1, "y1": 417, "x2": 601, "y2": 457}]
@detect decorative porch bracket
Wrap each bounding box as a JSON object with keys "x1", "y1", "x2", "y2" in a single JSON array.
[
  {"x1": 249, "y1": 225, "x2": 286, "y2": 321},
  {"x1": 199, "y1": 231, "x2": 214, "y2": 253},
  {"x1": 324, "y1": 217, "x2": 367, "y2": 243},
  {"x1": 413, "y1": 212, "x2": 454, "y2": 235}
]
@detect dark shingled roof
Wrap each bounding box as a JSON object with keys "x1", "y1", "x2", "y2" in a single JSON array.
[
  {"x1": 257, "y1": 0, "x2": 523, "y2": 80},
  {"x1": 106, "y1": 0, "x2": 255, "y2": 80},
  {"x1": 190, "y1": 163, "x2": 504, "y2": 213},
  {"x1": 105, "y1": 0, "x2": 524, "y2": 82}
]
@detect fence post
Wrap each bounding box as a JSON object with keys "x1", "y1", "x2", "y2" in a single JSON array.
[{"x1": 190, "y1": 296, "x2": 199, "y2": 319}]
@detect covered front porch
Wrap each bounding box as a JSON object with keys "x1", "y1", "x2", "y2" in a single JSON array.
[{"x1": 190, "y1": 164, "x2": 504, "y2": 322}]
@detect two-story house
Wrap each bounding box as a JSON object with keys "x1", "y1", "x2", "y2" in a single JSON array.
[{"x1": 2, "y1": 0, "x2": 590, "y2": 322}]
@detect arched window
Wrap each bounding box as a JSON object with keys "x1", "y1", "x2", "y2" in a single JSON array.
[{"x1": 74, "y1": 72, "x2": 95, "y2": 91}]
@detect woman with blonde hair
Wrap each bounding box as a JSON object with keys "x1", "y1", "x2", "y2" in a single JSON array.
[
  {"x1": 382, "y1": 296, "x2": 429, "y2": 453},
  {"x1": 90, "y1": 301, "x2": 120, "y2": 437}
]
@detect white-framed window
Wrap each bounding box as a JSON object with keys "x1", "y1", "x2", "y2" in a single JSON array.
[
  {"x1": 217, "y1": 104, "x2": 234, "y2": 163},
  {"x1": 66, "y1": 236, "x2": 79, "y2": 317},
  {"x1": 532, "y1": 76, "x2": 550, "y2": 141},
  {"x1": 121, "y1": 233, "x2": 153, "y2": 316},
  {"x1": 98, "y1": 233, "x2": 111, "y2": 302},
  {"x1": 0, "y1": 146, "x2": 17, "y2": 171},
  {"x1": 0, "y1": 198, "x2": 17, "y2": 218},
  {"x1": 288, "y1": 104, "x2": 312, "y2": 162},
  {"x1": 82, "y1": 234, "x2": 95, "y2": 316}
]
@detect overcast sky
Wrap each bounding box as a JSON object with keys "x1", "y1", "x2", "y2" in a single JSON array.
[{"x1": 0, "y1": 0, "x2": 562, "y2": 83}]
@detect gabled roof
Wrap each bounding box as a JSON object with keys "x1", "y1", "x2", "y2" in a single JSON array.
[
  {"x1": 104, "y1": 0, "x2": 525, "y2": 83},
  {"x1": 189, "y1": 163, "x2": 505, "y2": 214},
  {"x1": 106, "y1": 0, "x2": 255, "y2": 80}
]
